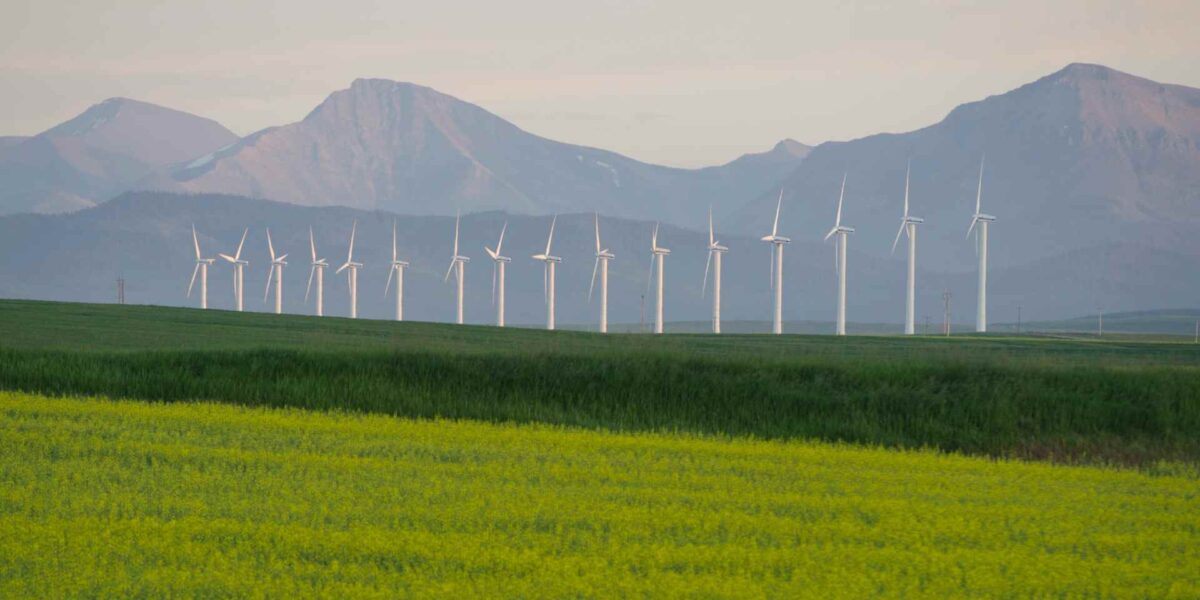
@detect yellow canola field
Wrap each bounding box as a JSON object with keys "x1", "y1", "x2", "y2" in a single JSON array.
[{"x1": 1, "y1": 391, "x2": 1197, "y2": 598}]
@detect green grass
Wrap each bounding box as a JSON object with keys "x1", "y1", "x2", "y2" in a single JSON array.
[
  {"x1": 1, "y1": 299, "x2": 1199, "y2": 466},
  {"x1": 3, "y1": 392, "x2": 1198, "y2": 598}
]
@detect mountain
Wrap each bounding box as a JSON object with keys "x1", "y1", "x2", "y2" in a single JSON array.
[
  {"x1": 729, "y1": 63, "x2": 1200, "y2": 274},
  {"x1": 0, "y1": 99, "x2": 238, "y2": 215},
  {"x1": 141, "y1": 79, "x2": 808, "y2": 227},
  {"x1": 2, "y1": 191, "x2": 1193, "y2": 327}
]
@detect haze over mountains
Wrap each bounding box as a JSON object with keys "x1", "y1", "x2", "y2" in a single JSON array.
[
  {"x1": 0, "y1": 63, "x2": 1197, "y2": 322},
  {"x1": 0, "y1": 99, "x2": 237, "y2": 214}
]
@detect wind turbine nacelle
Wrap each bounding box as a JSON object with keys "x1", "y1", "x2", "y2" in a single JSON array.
[
  {"x1": 974, "y1": 214, "x2": 997, "y2": 222},
  {"x1": 761, "y1": 235, "x2": 791, "y2": 244},
  {"x1": 653, "y1": 248, "x2": 671, "y2": 255},
  {"x1": 835, "y1": 226, "x2": 855, "y2": 234},
  {"x1": 392, "y1": 260, "x2": 411, "y2": 267},
  {"x1": 596, "y1": 251, "x2": 615, "y2": 259},
  {"x1": 455, "y1": 256, "x2": 471, "y2": 263},
  {"x1": 905, "y1": 217, "x2": 925, "y2": 224},
  {"x1": 493, "y1": 256, "x2": 511, "y2": 263}
]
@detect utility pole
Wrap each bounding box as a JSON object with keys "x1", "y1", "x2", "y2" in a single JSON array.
[
  {"x1": 116, "y1": 277, "x2": 125, "y2": 305},
  {"x1": 640, "y1": 293, "x2": 645, "y2": 333},
  {"x1": 942, "y1": 291, "x2": 952, "y2": 336}
]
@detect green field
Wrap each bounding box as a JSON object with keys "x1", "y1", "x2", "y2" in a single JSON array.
[
  {"x1": 3, "y1": 391, "x2": 1197, "y2": 598},
  {"x1": 2, "y1": 299, "x2": 1199, "y2": 466}
]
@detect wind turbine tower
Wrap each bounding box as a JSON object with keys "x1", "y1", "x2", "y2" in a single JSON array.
[
  {"x1": 386, "y1": 220, "x2": 410, "y2": 322},
  {"x1": 891, "y1": 161, "x2": 924, "y2": 335},
  {"x1": 589, "y1": 213, "x2": 615, "y2": 333},
  {"x1": 760, "y1": 190, "x2": 790, "y2": 334},
  {"x1": 967, "y1": 156, "x2": 996, "y2": 333},
  {"x1": 824, "y1": 174, "x2": 855, "y2": 336},
  {"x1": 444, "y1": 211, "x2": 469, "y2": 324},
  {"x1": 305, "y1": 227, "x2": 328, "y2": 316},
  {"x1": 335, "y1": 221, "x2": 362, "y2": 319},
  {"x1": 263, "y1": 229, "x2": 288, "y2": 314},
  {"x1": 218, "y1": 228, "x2": 249, "y2": 312},
  {"x1": 649, "y1": 223, "x2": 670, "y2": 334},
  {"x1": 188, "y1": 225, "x2": 215, "y2": 309},
  {"x1": 532, "y1": 215, "x2": 562, "y2": 330},
  {"x1": 702, "y1": 207, "x2": 729, "y2": 334},
  {"x1": 485, "y1": 221, "x2": 510, "y2": 327}
]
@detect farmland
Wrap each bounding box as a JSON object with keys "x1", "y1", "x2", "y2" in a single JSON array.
[
  {"x1": 1, "y1": 299, "x2": 1199, "y2": 466},
  {"x1": 3, "y1": 391, "x2": 1198, "y2": 597}
]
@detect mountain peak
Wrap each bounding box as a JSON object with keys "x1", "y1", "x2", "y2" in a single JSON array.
[{"x1": 772, "y1": 138, "x2": 811, "y2": 157}]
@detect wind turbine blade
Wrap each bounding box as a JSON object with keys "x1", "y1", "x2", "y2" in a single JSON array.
[
  {"x1": 594, "y1": 213, "x2": 601, "y2": 254},
  {"x1": 305, "y1": 266, "x2": 315, "y2": 302},
  {"x1": 336, "y1": 262, "x2": 349, "y2": 275},
  {"x1": 772, "y1": 190, "x2": 783, "y2": 237},
  {"x1": 891, "y1": 221, "x2": 906, "y2": 256},
  {"x1": 392, "y1": 220, "x2": 398, "y2": 262},
  {"x1": 543, "y1": 264, "x2": 548, "y2": 304},
  {"x1": 188, "y1": 263, "x2": 199, "y2": 297},
  {"x1": 588, "y1": 257, "x2": 599, "y2": 302},
  {"x1": 967, "y1": 216, "x2": 978, "y2": 239},
  {"x1": 708, "y1": 205, "x2": 715, "y2": 246},
  {"x1": 385, "y1": 264, "x2": 395, "y2": 296},
  {"x1": 903, "y1": 159, "x2": 911, "y2": 219},
  {"x1": 347, "y1": 221, "x2": 357, "y2": 264},
  {"x1": 833, "y1": 241, "x2": 839, "y2": 273},
  {"x1": 824, "y1": 227, "x2": 837, "y2": 242},
  {"x1": 702, "y1": 250, "x2": 712, "y2": 297},
  {"x1": 264, "y1": 265, "x2": 273, "y2": 302},
  {"x1": 976, "y1": 154, "x2": 985, "y2": 215},
  {"x1": 192, "y1": 225, "x2": 201, "y2": 260},
  {"x1": 235, "y1": 228, "x2": 248, "y2": 260},
  {"x1": 277, "y1": 254, "x2": 288, "y2": 262},
  {"x1": 835, "y1": 172, "x2": 847, "y2": 228},
  {"x1": 452, "y1": 211, "x2": 460, "y2": 257},
  {"x1": 497, "y1": 221, "x2": 507, "y2": 255},
  {"x1": 491, "y1": 262, "x2": 496, "y2": 305},
  {"x1": 267, "y1": 228, "x2": 276, "y2": 261},
  {"x1": 444, "y1": 260, "x2": 455, "y2": 283},
  {"x1": 652, "y1": 222, "x2": 659, "y2": 250},
  {"x1": 218, "y1": 253, "x2": 236, "y2": 263},
  {"x1": 646, "y1": 253, "x2": 654, "y2": 295},
  {"x1": 309, "y1": 227, "x2": 317, "y2": 262},
  {"x1": 545, "y1": 215, "x2": 557, "y2": 256}
]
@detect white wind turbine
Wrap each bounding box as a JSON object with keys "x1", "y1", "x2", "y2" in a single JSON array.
[
  {"x1": 531, "y1": 215, "x2": 562, "y2": 331},
  {"x1": 891, "y1": 160, "x2": 924, "y2": 335},
  {"x1": 385, "y1": 220, "x2": 410, "y2": 322},
  {"x1": 588, "y1": 213, "x2": 615, "y2": 334},
  {"x1": 702, "y1": 206, "x2": 729, "y2": 334},
  {"x1": 262, "y1": 229, "x2": 288, "y2": 314},
  {"x1": 967, "y1": 155, "x2": 995, "y2": 333},
  {"x1": 444, "y1": 211, "x2": 469, "y2": 324},
  {"x1": 824, "y1": 173, "x2": 854, "y2": 336},
  {"x1": 188, "y1": 225, "x2": 215, "y2": 310},
  {"x1": 484, "y1": 221, "x2": 510, "y2": 327},
  {"x1": 335, "y1": 221, "x2": 362, "y2": 319},
  {"x1": 760, "y1": 190, "x2": 790, "y2": 335},
  {"x1": 304, "y1": 227, "x2": 327, "y2": 317},
  {"x1": 647, "y1": 223, "x2": 670, "y2": 334},
  {"x1": 218, "y1": 228, "x2": 249, "y2": 312}
]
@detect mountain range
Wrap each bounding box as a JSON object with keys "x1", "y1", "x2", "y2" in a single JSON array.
[{"x1": 0, "y1": 63, "x2": 1197, "y2": 322}]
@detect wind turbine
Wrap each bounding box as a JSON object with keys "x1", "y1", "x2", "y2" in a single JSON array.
[
  {"x1": 335, "y1": 221, "x2": 362, "y2": 319},
  {"x1": 218, "y1": 228, "x2": 249, "y2": 312},
  {"x1": 531, "y1": 215, "x2": 562, "y2": 331},
  {"x1": 444, "y1": 211, "x2": 469, "y2": 324},
  {"x1": 967, "y1": 155, "x2": 995, "y2": 333},
  {"x1": 262, "y1": 229, "x2": 288, "y2": 314},
  {"x1": 760, "y1": 190, "x2": 790, "y2": 335},
  {"x1": 702, "y1": 206, "x2": 728, "y2": 334},
  {"x1": 891, "y1": 160, "x2": 924, "y2": 335},
  {"x1": 648, "y1": 223, "x2": 670, "y2": 334},
  {"x1": 385, "y1": 219, "x2": 409, "y2": 322},
  {"x1": 824, "y1": 173, "x2": 854, "y2": 336},
  {"x1": 484, "y1": 221, "x2": 510, "y2": 327},
  {"x1": 304, "y1": 227, "x2": 327, "y2": 316},
  {"x1": 188, "y1": 225, "x2": 215, "y2": 309},
  {"x1": 589, "y1": 213, "x2": 615, "y2": 333}
]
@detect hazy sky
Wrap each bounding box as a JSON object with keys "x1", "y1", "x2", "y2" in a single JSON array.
[{"x1": 2, "y1": 0, "x2": 1197, "y2": 166}]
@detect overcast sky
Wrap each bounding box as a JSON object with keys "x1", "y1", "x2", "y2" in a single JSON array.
[{"x1": 2, "y1": 0, "x2": 1197, "y2": 167}]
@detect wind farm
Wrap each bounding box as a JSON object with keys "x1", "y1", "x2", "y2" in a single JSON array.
[{"x1": 2, "y1": 3, "x2": 1199, "y2": 596}]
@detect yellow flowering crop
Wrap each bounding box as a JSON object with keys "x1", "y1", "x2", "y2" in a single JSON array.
[{"x1": 1, "y1": 391, "x2": 1197, "y2": 598}]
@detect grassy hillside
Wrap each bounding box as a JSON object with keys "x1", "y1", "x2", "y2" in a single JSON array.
[
  {"x1": 3, "y1": 392, "x2": 1197, "y2": 598},
  {"x1": 1, "y1": 299, "x2": 1199, "y2": 466}
]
